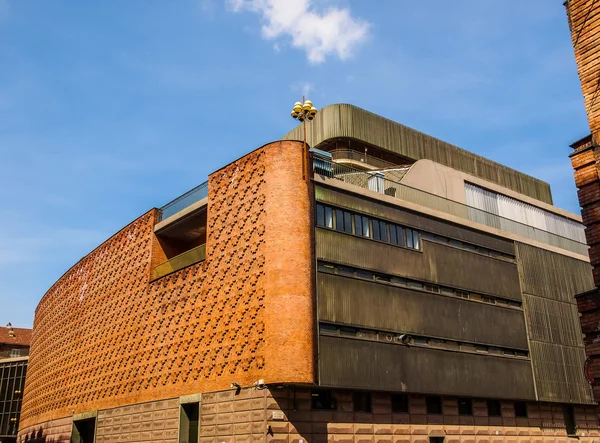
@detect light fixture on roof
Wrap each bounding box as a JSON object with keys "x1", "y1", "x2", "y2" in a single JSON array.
[{"x1": 290, "y1": 97, "x2": 318, "y2": 180}]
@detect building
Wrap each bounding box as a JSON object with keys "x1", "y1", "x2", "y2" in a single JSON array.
[
  {"x1": 565, "y1": 0, "x2": 600, "y2": 402},
  {"x1": 18, "y1": 104, "x2": 598, "y2": 443},
  {"x1": 0, "y1": 324, "x2": 31, "y2": 443}
]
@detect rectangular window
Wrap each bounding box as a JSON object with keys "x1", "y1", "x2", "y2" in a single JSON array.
[
  {"x1": 343, "y1": 211, "x2": 352, "y2": 233},
  {"x1": 325, "y1": 207, "x2": 333, "y2": 228},
  {"x1": 362, "y1": 216, "x2": 370, "y2": 237},
  {"x1": 316, "y1": 204, "x2": 325, "y2": 227},
  {"x1": 514, "y1": 401, "x2": 527, "y2": 418},
  {"x1": 335, "y1": 209, "x2": 344, "y2": 232},
  {"x1": 312, "y1": 390, "x2": 337, "y2": 410},
  {"x1": 353, "y1": 392, "x2": 372, "y2": 412},
  {"x1": 379, "y1": 221, "x2": 388, "y2": 242},
  {"x1": 413, "y1": 230, "x2": 420, "y2": 249},
  {"x1": 458, "y1": 399, "x2": 472, "y2": 416},
  {"x1": 406, "y1": 228, "x2": 414, "y2": 248},
  {"x1": 389, "y1": 224, "x2": 398, "y2": 245},
  {"x1": 391, "y1": 394, "x2": 409, "y2": 413},
  {"x1": 354, "y1": 214, "x2": 363, "y2": 237},
  {"x1": 320, "y1": 323, "x2": 338, "y2": 334},
  {"x1": 180, "y1": 403, "x2": 199, "y2": 443},
  {"x1": 396, "y1": 226, "x2": 405, "y2": 247},
  {"x1": 487, "y1": 400, "x2": 501, "y2": 417},
  {"x1": 372, "y1": 220, "x2": 381, "y2": 241},
  {"x1": 426, "y1": 396, "x2": 442, "y2": 414},
  {"x1": 430, "y1": 438, "x2": 445, "y2": 443}
]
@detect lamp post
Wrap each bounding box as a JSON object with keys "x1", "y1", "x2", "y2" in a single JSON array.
[{"x1": 291, "y1": 97, "x2": 318, "y2": 179}]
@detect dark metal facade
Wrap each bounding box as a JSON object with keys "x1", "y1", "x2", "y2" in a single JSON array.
[
  {"x1": 315, "y1": 184, "x2": 594, "y2": 404},
  {"x1": 0, "y1": 358, "x2": 27, "y2": 438}
]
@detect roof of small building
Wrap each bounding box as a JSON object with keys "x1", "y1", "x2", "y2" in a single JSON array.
[{"x1": 0, "y1": 326, "x2": 32, "y2": 347}]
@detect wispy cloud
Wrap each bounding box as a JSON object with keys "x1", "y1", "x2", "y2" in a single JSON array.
[
  {"x1": 227, "y1": 0, "x2": 369, "y2": 63},
  {"x1": 291, "y1": 81, "x2": 314, "y2": 97}
]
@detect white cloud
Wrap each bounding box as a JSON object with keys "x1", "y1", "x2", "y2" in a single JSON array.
[
  {"x1": 291, "y1": 81, "x2": 314, "y2": 96},
  {"x1": 227, "y1": 0, "x2": 369, "y2": 63}
]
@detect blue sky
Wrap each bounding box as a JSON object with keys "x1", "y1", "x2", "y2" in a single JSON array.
[{"x1": 0, "y1": 0, "x2": 590, "y2": 327}]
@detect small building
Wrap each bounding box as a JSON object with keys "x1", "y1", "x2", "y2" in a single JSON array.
[
  {"x1": 0, "y1": 324, "x2": 31, "y2": 443},
  {"x1": 18, "y1": 104, "x2": 597, "y2": 443}
]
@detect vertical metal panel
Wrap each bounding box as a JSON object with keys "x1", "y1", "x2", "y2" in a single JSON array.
[
  {"x1": 282, "y1": 104, "x2": 553, "y2": 203},
  {"x1": 522, "y1": 295, "x2": 583, "y2": 347},
  {"x1": 516, "y1": 243, "x2": 594, "y2": 303}
]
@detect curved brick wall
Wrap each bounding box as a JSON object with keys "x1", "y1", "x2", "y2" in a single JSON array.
[{"x1": 19, "y1": 141, "x2": 314, "y2": 431}]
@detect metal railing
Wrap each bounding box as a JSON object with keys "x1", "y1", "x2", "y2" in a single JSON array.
[
  {"x1": 158, "y1": 181, "x2": 208, "y2": 222},
  {"x1": 153, "y1": 244, "x2": 206, "y2": 279},
  {"x1": 329, "y1": 148, "x2": 404, "y2": 170},
  {"x1": 313, "y1": 157, "x2": 589, "y2": 256}
]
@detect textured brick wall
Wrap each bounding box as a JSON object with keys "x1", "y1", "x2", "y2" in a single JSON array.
[
  {"x1": 18, "y1": 416, "x2": 71, "y2": 443},
  {"x1": 19, "y1": 140, "x2": 314, "y2": 434},
  {"x1": 202, "y1": 386, "x2": 600, "y2": 443}
]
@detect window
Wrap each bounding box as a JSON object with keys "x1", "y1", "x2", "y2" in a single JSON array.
[
  {"x1": 426, "y1": 396, "x2": 442, "y2": 414},
  {"x1": 372, "y1": 220, "x2": 381, "y2": 241},
  {"x1": 354, "y1": 214, "x2": 363, "y2": 237},
  {"x1": 344, "y1": 211, "x2": 353, "y2": 233},
  {"x1": 390, "y1": 224, "x2": 398, "y2": 244},
  {"x1": 563, "y1": 405, "x2": 576, "y2": 435},
  {"x1": 71, "y1": 417, "x2": 96, "y2": 443},
  {"x1": 514, "y1": 401, "x2": 527, "y2": 418},
  {"x1": 316, "y1": 204, "x2": 325, "y2": 227},
  {"x1": 406, "y1": 228, "x2": 414, "y2": 248},
  {"x1": 180, "y1": 403, "x2": 199, "y2": 443},
  {"x1": 361, "y1": 216, "x2": 370, "y2": 237},
  {"x1": 312, "y1": 390, "x2": 337, "y2": 410},
  {"x1": 325, "y1": 206, "x2": 333, "y2": 228},
  {"x1": 396, "y1": 226, "x2": 405, "y2": 247},
  {"x1": 9, "y1": 349, "x2": 21, "y2": 358},
  {"x1": 458, "y1": 399, "x2": 472, "y2": 416},
  {"x1": 379, "y1": 221, "x2": 388, "y2": 242},
  {"x1": 487, "y1": 400, "x2": 501, "y2": 417},
  {"x1": 430, "y1": 438, "x2": 445, "y2": 443},
  {"x1": 353, "y1": 392, "x2": 372, "y2": 412},
  {"x1": 335, "y1": 209, "x2": 345, "y2": 232},
  {"x1": 320, "y1": 323, "x2": 338, "y2": 334},
  {"x1": 392, "y1": 394, "x2": 409, "y2": 413}
]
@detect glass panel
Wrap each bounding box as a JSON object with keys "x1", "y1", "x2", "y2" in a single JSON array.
[
  {"x1": 316, "y1": 204, "x2": 325, "y2": 227},
  {"x1": 406, "y1": 228, "x2": 414, "y2": 248},
  {"x1": 362, "y1": 216, "x2": 370, "y2": 237},
  {"x1": 335, "y1": 209, "x2": 344, "y2": 232},
  {"x1": 380, "y1": 221, "x2": 388, "y2": 242},
  {"x1": 344, "y1": 211, "x2": 353, "y2": 233},
  {"x1": 354, "y1": 214, "x2": 363, "y2": 236},
  {"x1": 325, "y1": 207, "x2": 333, "y2": 228},
  {"x1": 372, "y1": 220, "x2": 380, "y2": 241},
  {"x1": 413, "y1": 230, "x2": 420, "y2": 249},
  {"x1": 389, "y1": 224, "x2": 398, "y2": 244},
  {"x1": 397, "y1": 226, "x2": 405, "y2": 247}
]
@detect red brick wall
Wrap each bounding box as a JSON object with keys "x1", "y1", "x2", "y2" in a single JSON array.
[{"x1": 19, "y1": 140, "x2": 314, "y2": 432}]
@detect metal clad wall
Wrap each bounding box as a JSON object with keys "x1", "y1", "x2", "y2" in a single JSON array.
[
  {"x1": 516, "y1": 242, "x2": 593, "y2": 404},
  {"x1": 282, "y1": 104, "x2": 553, "y2": 203},
  {"x1": 315, "y1": 185, "x2": 515, "y2": 255},
  {"x1": 318, "y1": 272, "x2": 529, "y2": 349},
  {"x1": 517, "y1": 243, "x2": 594, "y2": 302},
  {"x1": 319, "y1": 335, "x2": 536, "y2": 400},
  {"x1": 316, "y1": 229, "x2": 522, "y2": 300}
]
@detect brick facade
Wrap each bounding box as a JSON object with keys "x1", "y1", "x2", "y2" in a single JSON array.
[{"x1": 18, "y1": 141, "x2": 314, "y2": 435}]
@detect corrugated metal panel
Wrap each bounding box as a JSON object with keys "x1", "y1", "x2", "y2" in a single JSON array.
[
  {"x1": 528, "y1": 341, "x2": 591, "y2": 404},
  {"x1": 315, "y1": 185, "x2": 515, "y2": 255},
  {"x1": 319, "y1": 335, "x2": 536, "y2": 400},
  {"x1": 316, "y1": 229, "x2": 522, "y2": 300},
  {"x1": 282, "y1": 104, "x2": 553, "y2": 204},
  {"x1": 465, "y1": 184, "x2": 586, "y2": 243},
  {"x1": 516, "y1": 243, "x2": 594, "y2": 303},
  {"x1": 523, "y1": 295, "x2": 583, "y2": 347},
  {"x1": 318, "y1": 272, "x2": 529, "y2": 349}
]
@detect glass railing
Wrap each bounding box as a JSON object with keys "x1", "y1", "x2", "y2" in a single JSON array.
[
  {"x1": 329, "y1": 148, "x2": 404, "y2": 170},
  {"x1": 313, "y1": 156, "x2": 589, "y2": 256},
  {"x1": 153, "y1": 244, "x2": 206, "y2": 279},
  {"x1": 158, "y1": 181, "x2": 208, "y2": 222}
]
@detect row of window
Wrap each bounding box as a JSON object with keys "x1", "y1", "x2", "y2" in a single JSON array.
[
  {"x1": 311, "y1": 390, "x2": 528, "y2": 418},
  {"x1": 318, "y1": 261, "x2": 522, "y2": 309},
  {"x1": 320, "y1": 323, "x2": 529, "y2": 359},
  {"x1": 316, "y1": 204, "x2": 421, "y2": 250}
]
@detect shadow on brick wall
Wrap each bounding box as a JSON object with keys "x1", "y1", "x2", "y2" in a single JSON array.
[{"x1": 20, "y1": 429, "x2": 59, "y2": 443}]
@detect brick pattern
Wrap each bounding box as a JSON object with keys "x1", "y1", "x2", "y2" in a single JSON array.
[
  {"x1": 96, "y1": 398, "x2": 180, "y2": 443},
  {"x1": 198, "y1": 386, "x2": 600, "y2": 443},
  {"x1": 19, "y1": 140, "x2": 314, "y2": 434},
  {"x1": 18, "y1": 416, "x2": 71, "y2": 443}
]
